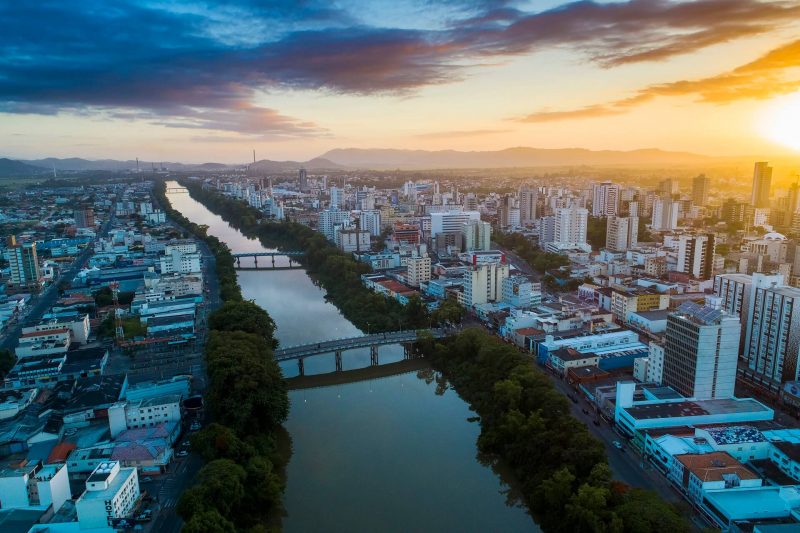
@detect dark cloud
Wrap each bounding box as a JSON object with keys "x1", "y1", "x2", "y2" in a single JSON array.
[
  {"x1": 0, "y1": 0, "x2": 797, "y2": 134},
  {"x1": 517, "y1": 39, "x2": 800, "y2": 123}
]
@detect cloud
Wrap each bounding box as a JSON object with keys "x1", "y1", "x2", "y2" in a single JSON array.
[
  {"x1": 517, "y1": 39, "x2": 800, "y2": 123},
  {"x1": 0, "y1": 1, "x2": 798, "y2": 134}
]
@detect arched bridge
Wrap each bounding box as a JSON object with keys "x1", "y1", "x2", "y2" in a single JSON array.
[
  {"x1": 275, "y1": 328, "x2": 450, "y2": 374},
  {"x1": 232, "y1": 251, "x2": 306, "y2": 270}
]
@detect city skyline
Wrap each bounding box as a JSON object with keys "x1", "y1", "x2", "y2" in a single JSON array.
[{"x1": 1, "y1": 0, "x2": 800, "y2": 162}]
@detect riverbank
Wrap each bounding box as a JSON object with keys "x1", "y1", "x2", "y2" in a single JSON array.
[
  {"x1": 157, "y1": 181, "x2": 291, "y2": 531},
  {"x1": 417, "y1": 329, "x2": 690, "y2": 533},
  {"x1": 178, "y1": 179, "x2": 435, "y2": 332}
]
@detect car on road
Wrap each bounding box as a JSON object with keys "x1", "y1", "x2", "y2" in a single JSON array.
[
  {"x1": 592, "y1": 419, "x2": 601, "y2": 426},
  {"x1": 142, "y1": 476, "x2": 152, "y2": 482},
  {"x1": 581, "y1": 408, "x2": 589, "y2": 415},
  {"x1": 177, "y1": 450, "x2": 189, "y2": 457},
  {"x1": 182, "y1": 440, "x2": 190, "y2": 447},
  {"x1": 612, "y1": 441, "x2": 623, "y2": 450}
]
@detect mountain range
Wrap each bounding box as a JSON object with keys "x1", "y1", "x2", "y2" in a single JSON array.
[{"x1": 0, "y1": 146, "x2": 733, "y2": 176}]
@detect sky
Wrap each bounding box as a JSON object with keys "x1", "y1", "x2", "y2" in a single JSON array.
[{"x1": 1, "y1": 0, "x2": 800, "y2": 163}]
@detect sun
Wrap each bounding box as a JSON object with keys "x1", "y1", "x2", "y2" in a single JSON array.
[{"x1": 759, "y1": 92, "x2": 800, "y2": 151}]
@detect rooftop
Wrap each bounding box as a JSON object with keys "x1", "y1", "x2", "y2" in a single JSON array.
[
  {"x1": 703, "y1": 425, "x2": 766, "y2": 445},
  {"x1": 625, "y1": 397, "x2": 771, "y2": 421},
  {"x1": 676, "y1": 451, "x2": 759, "y2": 483}
]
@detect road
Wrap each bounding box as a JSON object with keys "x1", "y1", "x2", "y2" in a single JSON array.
[
  {"x1": 0, "y1": 215, "x2": 113, "y2": 351},
  {"x1": 144, "y1": 453, "x2": 204, "y2": 533}
]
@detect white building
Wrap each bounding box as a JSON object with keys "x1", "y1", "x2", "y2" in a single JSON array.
[
  {"x1": 501, "y1": 275, "x2": 539, "y2": 308},
  {"x1": 407, "y1": 255, "x2": 431, "y2": 288},
  {"x1": 651, "y1": 197, "x2": 679, "y2": 231},
  {"x1": 545, "y1": 206, "x2": 589, "y2": 253},
  {"x1": 463, "y1": 262, "x2": 510, "y2": 307},
  {"x1": 319, "y1": 208, "x2": 351, "y2": 241},
  {"x1": 330, "y1": 186, "x2": 343, "y2": 209},
  {"x1": 108, "y1": 395, "x2": 182, "y2": 438},
  {"x1": 519, "y1": 185, "x2": 537, "y2": 224},
  {"x1": 647, "y1": 341, "x2": 665, "y2": 384},
  {"x1": 662, "y1": 303, "x2": 740, "y2": 400},
  {"x1": 335, "y1": 229, "x2": 370, "y2": 253},
  {"x1": 592, "y1": 182, "x2": 620, "y2": 216},
  {"x1": 606, "y1": 216, "x2": 638, "y2": 251},
  {"x1": 359, "y1": 210, "x2": 382, "y2": 236},
  {"x1": 430, "y1": 210, "x2": 481, "y2": 237},
  {"x1": 75, "y1": 462, "x2": 139, "y2": 530},
  {"x1": 462, "y1": 220, "x2": 492, "y2": 252},
  {"x1": 676, "y1": 234, "x2": 716, "y2": 280},
  {"x1": 159, "y1": 249, "x2": 201, "y2": 275},
  {"x1": 0, "y1": 461, "x2": 70, "y2": 512}
]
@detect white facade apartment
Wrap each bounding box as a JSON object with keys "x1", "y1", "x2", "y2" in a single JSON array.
[
  {"x1": 651, "y1": 197, "x2": 679, "y2": 231},
  {"x1": 592, "y1": 182, "x2": 620, "y2": 217},
  {"x1": 319, "y1": 208, "x2": 351, "y2": 240},
  {"x1": 519, "y1": 185, "x2": 537, "y2": 223},
  {"x1": 336, "y1": 229, "x2": 370, "y2": 253},
  {"x1": 359, "y1": 210, "x2": 382, "y2": 236},
  {"x1": 463, "y1": 262, "x2": 510, "y2": 307},
  {"x1": 159, "y1": 249, "x2": 201, "y2": 274},
  {"x1": 407, "y1": 255, "x2": 432, "y2": 287},
  {"x1": 462, "y1": 220, "x2": 492, "y2": 252},
  {"x1": 647, "y1": 341, "x2": 664, "y2": 384},
  {"x1": 554, "y1": 206, "x2": 588, "y2": 246},
  {"x1": 75, "y1": 462, "x2": 139, "y2": 530},
  {"x1": 606, "y1": 216, "x2": 639, "y2": 251}
]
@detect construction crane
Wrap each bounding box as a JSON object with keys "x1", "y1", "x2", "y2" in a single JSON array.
[{"x1": 109, "y1": 282, "x2": 123, "y2": 341}]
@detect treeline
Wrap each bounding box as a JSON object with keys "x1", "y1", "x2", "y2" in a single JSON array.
[
  {"x1": 417, "y1": 329, "x2": 689, "y2": 533},
  {"x1": 494, "y1": 231, "x2": 569, "y2": 273},
  {"x1": 155, "y1": 182, "x2": 289, "y2": 531},
  {"x1": 180, "y1": 180, "x2": 455, "y2": 332}
]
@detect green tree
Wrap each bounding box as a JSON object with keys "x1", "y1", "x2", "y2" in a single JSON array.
[
  {"x1": 0, "y1": 349, "x2": 16, "y2": 378},
  {"x1": 586, "y1": 217, "x2": 607, "y2": 250},
  {"x1": 209, "y1": 300, "x2": 277, "y2": 344},
  {"x1": 181, "y1": 509, "x2": 236, "y2": 533}
]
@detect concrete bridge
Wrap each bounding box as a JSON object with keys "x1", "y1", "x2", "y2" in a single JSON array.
[
  {"x1": 232, "y1": 251, "x2": 305, "y2": 270},
  {"x1": 274, "y1": 328, "x2": 449, "y2": 374}
]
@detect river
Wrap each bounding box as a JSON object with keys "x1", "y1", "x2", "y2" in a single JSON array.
[{"x1": 165, "y1": 182, "x2": 536, "y2": 532}]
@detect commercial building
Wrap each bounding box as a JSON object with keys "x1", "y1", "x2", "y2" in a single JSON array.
[
  {"x1": 501, "y1": 275, "x2": 540, "y2": 308},
  {"x1": 74, "y1": 208, "x2": 95, "y2": 229},
  {"x1": 335, "y1": 229, "x2": 370, "y2": 253},
  {"x1": 662, "y1": 303, "x2": 740, "y2": 400},
  {"x1": 519, "y1": 185, "x2": 537, "y2": 224},
  {"x1": 108, "y1": 395, "x2": 182, "y2": 438},
  {"x1": 752, "y1": 161, "x2": 773, "y2": 208},
  {"x1": 159, "y1": 249, "x2": 201, "y2": 275},
  {"x1": 74, "y1": 462, "x2": 139, "y2": 530},
  {"x1": 430, "y1": 210, "x2": 481, "y2": 237}
]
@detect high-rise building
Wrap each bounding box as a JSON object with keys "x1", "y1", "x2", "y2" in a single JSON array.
[
  {"x1": 407, "y1": 254, "x2": 431, "y2": 287},
  {"x1": 741, "y1": 275, "x2": 800, "y2": 393},
  {"x1": 662, "y1": 303, "x2": 740, "y2": 400},
  {"x1": 463, "y1": 262, "x2": 510, "y2": 307},
  {"x1": 659, "y1": 178, "x2": 678, "y2": 197},
  {"x1": 713, "y1": 272, "x2": 764, "y2": 353},
  {"x1": 676, "y1": 234, "x2": 716, "y2": 280},
  {"x1": 553, "y1": 206, "x2": 588, "y2": 246},
  {"x1": 498, "y1": 195, "x2": 517, "y2": 228},
  {"x1": 751, "y1": 162, "x2": 773, "y2": 208},
  {"x1": 592, "y1": 182, "x2": 620, "y2": 217},
  {"x1": 319, "y1": 208, "x2": 351, "y2": 240},
  {"x1": 298, "y1": 168, "x2": 308, "y2": 192},
  {"x1": 692, "y1": 174, "x2": 710, "y2": 207},
  {"x1": 462, "y1": 193, "x2": 478, "y2": 211},
  {"x1": 462, "y1": 220, "x2": 492, "y2": 252},
  {"x1": 74, "y1": 208, "x2": 95, "y2": 228},
  {"x1": 651, "y1": 196, "x2": 679, "y2": 231},
  {"x1": 358, "y1": 210, "x2": 382, "y2": 236},
  {"x1": 501, "y1": 275, "x2": 539, "y2": 308},
  {"x1": 519, "y1": 185, "x2": 537, "y2": 224},
  {"x1": 8, "y1": 239, "x2": 40, "y2": 288},
  {"x1": 606, "y1": 216, "x2": 639, "y2": 251},
  {"x1": 329, "y1": 186, "x2": 343, "y2": 209}
]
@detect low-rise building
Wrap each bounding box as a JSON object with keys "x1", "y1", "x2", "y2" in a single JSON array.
[{"x1": 74, "y1": 461, "x2": 139, "y2": 530}]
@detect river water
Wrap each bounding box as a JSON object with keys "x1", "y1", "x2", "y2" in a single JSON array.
[{"x1": 166, "y1": 182, "x2": 536, "y2": 532}]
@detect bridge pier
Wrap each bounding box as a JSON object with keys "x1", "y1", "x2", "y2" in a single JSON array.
[
  {"x1": 236, "y1": 257, "x2": 241, "y2": 267},
  {"x1": 272, "y1": 256, "x2": 276, "y2": 268},
  {"x1": 370, "y1": 345, "x2": 379, "y2": 366},
  {"x1": 254, "y1": 256, "x2": 258, "y2": 267},
  {"x1": 298, "y1": 358, "x2": 304, "y2": 376},
  {"x1": 335, "y1": 351, "x2": 342, "y2": 372}
]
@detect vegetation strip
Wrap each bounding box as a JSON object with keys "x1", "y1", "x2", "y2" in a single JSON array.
[{"x1": 155, "y1": 181, "x2": 290, "y2": 532}]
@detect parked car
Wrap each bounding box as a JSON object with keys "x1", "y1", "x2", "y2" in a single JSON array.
[
  {"x1": 612, "y1": 441, "x2": 623, "y2": 450},
  {"x1": 177, "y1": 450, "x2": 189, "y2": 457},
  {"x1": 581, "y1": 408, "x2": 589, "y2": 415},
  {"x1": 592, "y1": 419, "x2": 600, "y2": 426}
]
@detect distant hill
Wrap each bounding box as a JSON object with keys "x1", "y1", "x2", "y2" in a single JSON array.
[
  {"x1": 0, "y1": 158, "x2": 47, "y2": 177},
  {"x1": 16, "y1": 157, "x2": 237, "y2": 172},
  {"x1": 248, "y1": 157, "x2": 343, "y2": 173},
  {"x1": 319, "y1": 147, "x2": 717, "y2": 170}
]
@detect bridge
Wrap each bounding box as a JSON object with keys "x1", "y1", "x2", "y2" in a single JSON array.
[
  {"x1": 232, "y1": 251, "x2": 305, "y2": 270},
  {"x1": 275, "y1": 328, "x2": 449, "y2": 374},
  {"x1": 165, "y1": 187, "x2": 188, "y2": 193}
]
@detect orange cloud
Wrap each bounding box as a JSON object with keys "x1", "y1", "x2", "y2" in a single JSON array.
[{"x1": 518, "y1": 39, "x2": 800, "y2": 123}]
